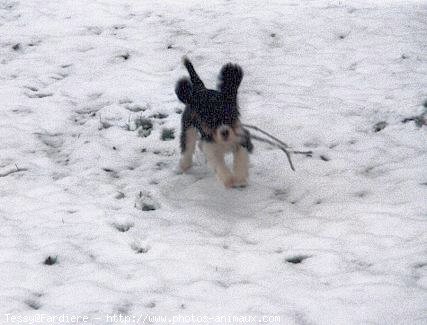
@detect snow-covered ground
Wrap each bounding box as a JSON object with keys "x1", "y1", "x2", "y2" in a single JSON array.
[{"x1": 1, "y1": 0, "x2": 426, "y2": 324}]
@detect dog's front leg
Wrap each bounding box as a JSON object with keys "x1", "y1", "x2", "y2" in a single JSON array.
[
  {"x1": 203, "y1": 142, "x2": 234, "y2": 188},
  {"x1": 232, "y1": 145, "x2": 249, "y2": 187}
]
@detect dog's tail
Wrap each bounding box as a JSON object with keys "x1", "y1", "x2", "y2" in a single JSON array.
[
  {"x1": 175, "y1": 78, "x2": 193, "y2": 104},
  {"x1": 183, "y1": 57, "x2": 205, "y2": 92},
  {"x1": 218, "y1": 63, "x2": 243, "y2": 101}
]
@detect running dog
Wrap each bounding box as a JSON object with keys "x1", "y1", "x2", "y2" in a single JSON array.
[{"x1": 175, "y1": 57, "x2": 253, "y2": 188}]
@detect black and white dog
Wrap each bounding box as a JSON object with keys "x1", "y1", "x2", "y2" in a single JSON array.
[{"x1": 175, "y1": 57, "x2": 253, "y2": 188}]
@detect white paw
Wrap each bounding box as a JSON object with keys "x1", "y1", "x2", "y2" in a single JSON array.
[
  {"x1": 232, "y1": 176, "x2": 248, "y2": 188},
  {"x1": 179, "y1": 157, "x2": 192, "y2": 172},
  {"x1": 217, "y1": 172, "x2": 234, "y2": 188}
]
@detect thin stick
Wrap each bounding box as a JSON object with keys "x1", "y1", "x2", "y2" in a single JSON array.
[
  {"x1": 242, "y1": 123, "x2": 291, "y2": 149},
  {"x1": 249, "y1": 133, "x2": 295, "y2": 171},
  {"x1": 292, "y1": 150, "x2": 313, "y2": 156},
  {"x1": 0, "y1": 165, "x2": 28, "y2": 177},
  {"x1": 249, "y1": 133, "x2": 312, "y2": 156}
]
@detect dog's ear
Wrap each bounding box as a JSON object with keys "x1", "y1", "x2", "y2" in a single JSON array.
[
  {"x1": 175, "y1": 77, "x2": 193, "y2": 104},
  {"x1": 218, "y1": 63, "x2": 243, "y2": 100}
]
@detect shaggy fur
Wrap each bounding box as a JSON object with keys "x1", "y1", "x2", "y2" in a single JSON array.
[{"x1": 175, "y1": 57, "x2": 253, "y2": 188}]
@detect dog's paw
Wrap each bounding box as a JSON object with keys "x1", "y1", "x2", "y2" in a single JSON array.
[
  {"x1": 224, "y1": 176, "x2": 235, "y2": 188},
  {"x1": 217, "y1": 172, "x2": 234, "y2": 188},
  {"x1": 232, "y1": 166, "x2": 249, "y2": 188},
  {"x1": 179, "y1": 158, "x2": 192, "y2": 173},
  {"x1": 231, "y1": 176, "x2": 248, "y2": 188}
]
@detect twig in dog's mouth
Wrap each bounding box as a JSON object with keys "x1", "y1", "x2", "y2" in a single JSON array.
[
  {"x1": 242, "y1": 123, "x2": 313, "y2": 172},
  {"x1": 248, "y1": 132, "x2": 295, "y2": 171},
  {"x1": 242, "y1": 123, "x2": 291, "y2": 148}
]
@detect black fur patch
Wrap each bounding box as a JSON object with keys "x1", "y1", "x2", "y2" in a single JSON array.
[
  {"x1": 240, "y1": 128, "x2": 254, "y2": 153},
  {"x1": 175, "y1": 78, "x2": 192, "y2": 104}
]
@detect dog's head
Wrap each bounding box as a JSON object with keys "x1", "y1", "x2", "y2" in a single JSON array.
[{"x1": 175, "y1": 57, "x2": 244, "y2": 145}]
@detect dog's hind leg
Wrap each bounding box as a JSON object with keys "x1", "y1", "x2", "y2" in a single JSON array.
[
  {"x1": 202, "y1": 142, "x2": 234, "y2": 188},
  {"x1": 232, "y1": 145, "x2": 249, "y2": 187},
  {"x1": 180, "y1": 127, "x2": 197, "y2": 172}
]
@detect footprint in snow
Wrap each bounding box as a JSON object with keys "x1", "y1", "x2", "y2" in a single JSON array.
[
  {"x1": 112, "y1": 223, "x2": 133, "y2": 233},
  {"x1": 285, "y1": 255, "x2": 311, "y2": 264},
  {"x1": 24, "y1": 299, "x2": 42, "y2": 310},
  {"x1": 131, "y1": 243, "x2": 151, "y2": 254},
  {"x1": 135, "y1": 191, "x2": 160, "y2": 211}
]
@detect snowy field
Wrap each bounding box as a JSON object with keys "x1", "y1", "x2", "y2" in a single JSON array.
[{"x1": 1, "y1": 0, "x2": 426, "y2": 324}]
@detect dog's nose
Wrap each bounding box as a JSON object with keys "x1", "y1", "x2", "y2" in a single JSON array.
[{"x1": 221, "y1": 128, "x2": 229, "y2": 139}]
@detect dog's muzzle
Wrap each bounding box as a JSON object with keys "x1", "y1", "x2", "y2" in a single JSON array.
[
  {"x1": 221, "y1": 128, "x2": 229, "y2": 140},
  {"x1": 218, "y1": 125, "x2": 231, "y2": 141}
]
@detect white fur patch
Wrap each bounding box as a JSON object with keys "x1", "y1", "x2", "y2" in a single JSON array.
[
  {"x1": 180, "y1": 128, "x2": 197, "y2": 172},
  {"x1": 202, "y1": 141, "x2": 249, "y2": 188}
]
